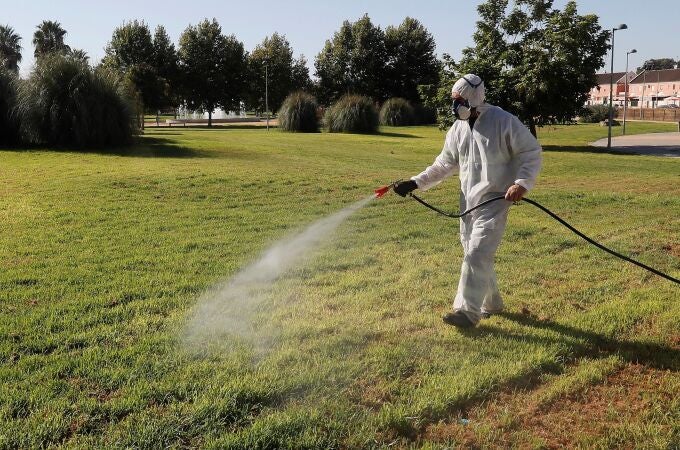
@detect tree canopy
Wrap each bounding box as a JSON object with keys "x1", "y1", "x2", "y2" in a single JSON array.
[
  {"x1": 246, "y1": 32, "x2": 311, "y2": 114},
  {"x1": 103, "y1": 20, "x2": 154, "y2": 71},
  {"x1": 102, "y1": 21, "x2": 179, "y2": 112},
  {"x1": 315, "y1": 15, "x2": 440, "y2": 106},
  {"x1": 435, "y1": 0, "x2": 609, "y2": 135},
  {"x1": 178, "y1": 19, "x2": 247, "y2": 126},
  {"x1": 315, "y1": 15, "x2": 388, "y2": 104},
  {"x1": 637, "y1": 58, "x2": 677, "y2": 72},
  {"x1": 0, "y1": 25, "x2": 22, "y2": 73},
  {"x1": 384, "y1": 17, "x2": 440, "y2": 103},
  {"x1": 152, "y1": 25, "x2": 180, "y2": 110},
  {"x1": 32, "y1": 20, "x2": 70, "y2": 58}
]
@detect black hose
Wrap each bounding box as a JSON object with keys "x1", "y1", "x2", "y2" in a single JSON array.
[
  {"x1": 409, "y1": 193, "x2": 507, "y2": 218},
  {"x1": 408, "y1": 193, "x2": 679, "y2": 285}
]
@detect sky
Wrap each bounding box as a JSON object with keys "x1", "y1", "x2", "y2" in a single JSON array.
[{"x1": 5, "y1": 0, "x2": 680, "y2": 78}]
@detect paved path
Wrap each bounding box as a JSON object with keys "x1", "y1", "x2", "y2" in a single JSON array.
[{"x1": 591, "y1": 132, "x2": 680, "y2": 157}]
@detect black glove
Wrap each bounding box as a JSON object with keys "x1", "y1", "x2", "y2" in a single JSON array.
[{"x1": 393, "y1": 180, "x2": 418, "y2": 197}]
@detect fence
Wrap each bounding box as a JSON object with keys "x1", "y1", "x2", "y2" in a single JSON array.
[{"x1": 614, "y1": 108, "x2": 680, "y2": 122}]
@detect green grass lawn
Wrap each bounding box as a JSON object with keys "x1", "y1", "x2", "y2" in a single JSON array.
[{"x1": 1, "y1": 122, "x2": 678, "y2": 448}]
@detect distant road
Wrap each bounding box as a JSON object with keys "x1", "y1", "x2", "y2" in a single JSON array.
[{"x1": 591, "y1": 132, "x2": 680, "y2": 157}]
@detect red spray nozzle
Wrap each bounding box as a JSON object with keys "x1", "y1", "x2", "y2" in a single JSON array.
[{"x1": 374, "y1": 185, "x2": 392, "y2": 198}]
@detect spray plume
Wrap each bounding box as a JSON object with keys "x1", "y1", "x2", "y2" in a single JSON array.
[{"x1": 182, "y1": 195, "x2": 375, "y2": 351}]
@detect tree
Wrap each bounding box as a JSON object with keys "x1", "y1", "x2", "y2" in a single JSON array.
[
  {"x1": 291, "y1": 56, "x2": 312, "y2": 92},
  {"x1": 384, "y1": 17, "x2": 440, "y2": 102},
  {"x1": 102, "y1": 21, "x2": 165, "y2": 114},
  {"x1": 418, "y1": 54, "x2": 458, "y2": 129},
  {"x1": 102, "y1": 20, "x2": 154, "y2": 71},
  {"x1": 0, "y1": 25, "x2": 22, "y2": 73},
  {"x1": 152, "y1": 25, "x2": 179, "y2": 111},
  {"x1": 455, "y1": 0, "x2": 609, "y2": 136},
  {"x1": 178, "y1": 18, "x2": 247, "y2": 126},
  {"x1": 314, "y1": 21, "x2": 352, "y2": 105},
  {"x1": 69, "y1": 49, "x2": 89, "y2": 63},
  {"x1": 315, "y1": 15, "x2": 388, "y2": 104},
  {"x1": 246, "y1": 33, "x2": 311, "y2": 114},
  {"x1": 32, "y1": 20, "x2": 70, "y2": 58},
  {"x1": 637, "y1": 58, "x2": 676, "y2": 72}
]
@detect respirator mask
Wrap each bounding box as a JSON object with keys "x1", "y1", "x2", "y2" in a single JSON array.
[
  {"x1": 452, "y1": 98, "x2": 471, "y2": 120},
  {"x1": 451, "y1": 75, "x2": 484, "y2": 120}
]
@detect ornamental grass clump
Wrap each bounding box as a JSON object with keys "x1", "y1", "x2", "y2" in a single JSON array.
[
  {"x1": 278, "y1": 91, "x2": 319, "y2": 132},
  {"x1": 324, "y1": 94, "x2": 378, "y2": 134},
  {"x1": 18, "y1": 54, "x2": 135, "y2": 147},
  {"x1": 0, "y1": 68, "x2": 21, "y2": 145},
  {"x1": 379, "y1": 97, "x2": 415, "y2": 126}
]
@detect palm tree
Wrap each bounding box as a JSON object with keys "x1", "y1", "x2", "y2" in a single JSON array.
[
  {"x1": 69, "y1": 49, "x2": 89, "y2": 63},
  {"x1": 32, "y1": 20, "x2": 70, "y2": 58},
  {"x1": 0, "y1": 25, "x2": 22, "y2": 72}
]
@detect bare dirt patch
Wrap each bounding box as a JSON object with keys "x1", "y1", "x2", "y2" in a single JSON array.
[{"x1": 661, "y1": 243, "x2": 680, "y2": 258}]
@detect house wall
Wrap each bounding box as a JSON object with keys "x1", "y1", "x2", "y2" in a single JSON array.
[
  {"x1": 588, "y1": 82, "x2": 625, "y2": 105},
  {"x1": 629, "y1": 81, "x2": 680, "y2": 106},
  {"x1": 590, "y1": 70, "x2": 680, "y2": 107}
]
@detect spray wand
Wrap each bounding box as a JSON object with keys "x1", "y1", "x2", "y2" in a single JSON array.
[{"x1": 374, "y1": 182, "x2": 679, "y2": 285}]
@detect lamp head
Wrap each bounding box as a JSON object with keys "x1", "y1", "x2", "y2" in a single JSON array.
[
  {"x1": 615, "y1": 24, "x2": 628, "y2": 30},
  {"x1": 629, "y1": 49, "x2": 637, "y2": 54}
]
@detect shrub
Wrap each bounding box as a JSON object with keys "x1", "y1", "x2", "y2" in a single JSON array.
[
  {"x1": 0, "y1": 68, "x2": 21, "y2": 145},
  {"x1": 278, "y1": 91, "x2": 319, "y2": 132},
  {"x1": 324, "y1": 94, "x2": 378, "y2": 134},
  {"x1": 412, "y1": 103, "x2": 437, "y2": 125},
  {"x1": 18, "y1": 54, "x2": 135, "y2": 147},
  {"x1": 579, "y1": 104, "x2": 613, "y2": 123},
  {"x1": 379, "y1": 97, "x2": 415, "y2": 126}
]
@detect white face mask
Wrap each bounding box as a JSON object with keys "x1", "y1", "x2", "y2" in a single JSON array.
[{"x1": 452, "y1": 98, "x2": 471, "y2": 120}]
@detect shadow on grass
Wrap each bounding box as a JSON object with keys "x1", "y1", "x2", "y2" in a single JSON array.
[
  {"x1": 142, "y1": 131, "x2": 185, "y2": 136},
  {"x1": 0, "y1": 136, "x2": 208, "y2": 158},
  {"x1": 377, "y1": 130, "x2": 422, "y2": 139},
  {"x1": 121, "y1": 136, "x2": 209, "y2": 158},
  {"x1": 149, "y1": 126, "x2": 424, "y2": 138},
  {"x1": 476, "y1": 312, "x2": 679, "y2": 371},
  {"x1": 384, "y1": 311, "x2": 680, "y2": 440}
]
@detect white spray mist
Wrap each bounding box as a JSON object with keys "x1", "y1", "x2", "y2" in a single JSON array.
[{"x1": 182, "y1": 195, "x2": 375, "y2": 351}]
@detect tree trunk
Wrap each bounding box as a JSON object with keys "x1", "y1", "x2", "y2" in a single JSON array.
[
  {"x1": 208, "y1": 110, "x2": 212, "y2": 127},
  {"x1": 528, "y1": 116, "x2": 537, "y2": 138}
]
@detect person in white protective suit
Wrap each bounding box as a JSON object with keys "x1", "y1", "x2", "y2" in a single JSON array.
[{"x1": 393, "y1": 74, "x2": 542, "y2": 328}]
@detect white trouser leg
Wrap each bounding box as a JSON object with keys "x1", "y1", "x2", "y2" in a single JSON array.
[
  {"x1": 481, "y1": 270, "x2": 504, "y2": 314},
  {"x1": 453, "y1": 200, "x2": 510, "y2": 323}
]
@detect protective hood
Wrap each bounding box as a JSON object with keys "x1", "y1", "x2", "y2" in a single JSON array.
[{"x1": 451, "y1": 74, "x2": 485, "y2": 108}]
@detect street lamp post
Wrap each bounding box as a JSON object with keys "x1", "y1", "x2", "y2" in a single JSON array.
[
  {"x1": 623, "y1": 48, "x2": 637, "y2": 135},
  {"x1": 607, "y1": 24, "x2": 628, "y2": 150},
  {"x1": 640, "y1": 70, "x2": 646, "y2": 119}
]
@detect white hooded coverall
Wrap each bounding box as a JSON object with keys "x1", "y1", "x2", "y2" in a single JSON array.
[{"x1": 412, "y1": 102, "x2": 542, "y2": 324}]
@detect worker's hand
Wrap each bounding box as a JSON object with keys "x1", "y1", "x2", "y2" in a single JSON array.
[
  {"x1": 505, "y1": 184, "x2": 527, "y2": 202},
  {"x1": 393, "y1": 180, "x2": 418, "y2": 197}
]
